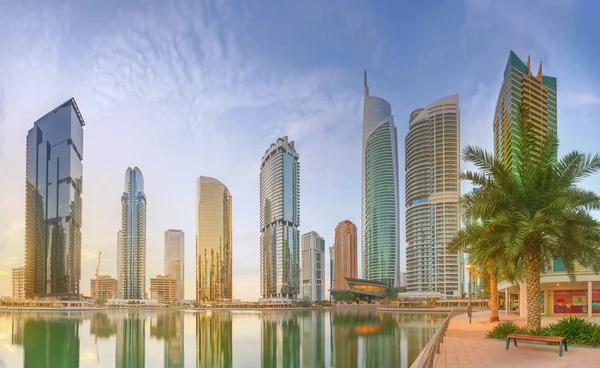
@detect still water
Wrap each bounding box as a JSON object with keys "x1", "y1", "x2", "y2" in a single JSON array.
[{"x1": 0, "y1": 309, "x2": 445, "y2": 368}]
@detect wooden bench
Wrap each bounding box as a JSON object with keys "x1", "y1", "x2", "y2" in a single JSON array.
[{"x1": 506, "y1": 334, "x2": 568, "y2": 357}]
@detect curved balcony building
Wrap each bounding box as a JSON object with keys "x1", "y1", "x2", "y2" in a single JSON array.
[
  {"x1": 361, "y1": 71, "x2": 400, "y2": 287},
  {"x1": 120, "y1": 167, "x2": 147, "y2": 300},
  {"x1": 260, "y1": 136, "x2": 300, "y2": 299},
  {"x1": 196, "y1": 176, "x2": 232, "y2": 302},
  {"x1": 405, "y1": 95, "x2": 460, "y2": 295}
]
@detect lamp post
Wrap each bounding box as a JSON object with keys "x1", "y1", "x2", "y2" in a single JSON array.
[{"x1": 466, "y1": 264, "x2": 473, "y2": 324}]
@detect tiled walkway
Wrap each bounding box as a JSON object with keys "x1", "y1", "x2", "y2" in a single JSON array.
[{"x1": 434, "y1": 311, "x2": 600, "y2": 367}]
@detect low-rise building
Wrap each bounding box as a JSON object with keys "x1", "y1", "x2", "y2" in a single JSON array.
[
  {"x1": 11, "y1": 266, "x2": 25, "y2": 299},
  {"x1": 150, "y1": 275, "x2": 179, "y2": 304},
  {"x1": 90, "y1": 275, "x2": 118, "y2": 301}
]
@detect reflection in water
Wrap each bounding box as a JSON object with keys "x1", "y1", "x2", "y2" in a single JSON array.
[
  {"x1": 197, "y1": 311, "x2": 232, "y2": 368},
  {"x1": 150, "y1": 311, "x2": 184, "y2": 367},
  {"x1": 1, "y1": 309, "x2": 446, "y2": 368},
  {"x1": 301, "y1": 312, "x2": 324, "y2": 368},
  {"x1": 261, "y1": 312, "x2": 301, "y2": 368},
  {"x1": 23, "y1": 314, "x2": 81, "y2": 368},
  {"x1": 116, "y1": 311, "x2": 145, "y2": 368}
]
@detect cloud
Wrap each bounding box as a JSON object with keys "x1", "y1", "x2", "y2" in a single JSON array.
[{"x1": 563, "y1": 92, "x2": 600, "y2": 107}]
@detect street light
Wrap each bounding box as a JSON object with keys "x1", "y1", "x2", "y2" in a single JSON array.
[{"x1": 466, "y1": 264, "x2": 474, "y2": 324}]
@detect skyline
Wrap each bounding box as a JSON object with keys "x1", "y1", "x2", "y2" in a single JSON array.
[{"x1": 2, "y1": 1, "x2": 600, "y2": 301}]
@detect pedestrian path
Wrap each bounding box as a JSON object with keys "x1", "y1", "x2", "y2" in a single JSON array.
[{"x1": 434, "y1": 311, "x2": 600, "y2": 367}]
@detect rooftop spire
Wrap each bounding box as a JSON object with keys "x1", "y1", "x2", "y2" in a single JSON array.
[
  {"x1": 536, "y1": 61, "x2": 543, "y2": 80},
  {"x1": 364, "y1": 69, "x2": 369, "y2": 97},
  {"x1": 526, "y1": 55, "x2": 531, "y2": 75}
]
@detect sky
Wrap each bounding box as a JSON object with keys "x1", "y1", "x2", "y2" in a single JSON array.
[{"x1": 1, "y1": 0, "x2": 600, "y2": 301}]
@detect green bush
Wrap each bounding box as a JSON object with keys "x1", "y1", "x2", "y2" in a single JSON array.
[
  {"x1": 487, "y1": 316, "x2": 600, "y2": 346},
  {"x1": 486, "y1": 321, "x2": 526, "y2": 339},
  {"x1": 545, "y1": 316, "x2": 590, "y2": 344}
]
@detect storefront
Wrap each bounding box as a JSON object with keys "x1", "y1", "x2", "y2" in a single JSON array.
[{"x1": 498, "y1": 273, "x2": 600, "y2": 317}]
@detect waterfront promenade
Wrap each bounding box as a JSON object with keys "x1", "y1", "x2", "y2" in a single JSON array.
[{"x1": 434, "y1": 311, "x2": 600, "y2": 367}]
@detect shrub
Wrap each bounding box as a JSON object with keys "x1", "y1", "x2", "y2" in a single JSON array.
[
  {"x1": 545, "y1": 316, "x2": 591, "y2": 344},
  {"x1": 580, "y1": 323, "x2": 600, "y2": 346},
  {"x1": 486, "y1": 321, "x2": 525, "y2": 339}
]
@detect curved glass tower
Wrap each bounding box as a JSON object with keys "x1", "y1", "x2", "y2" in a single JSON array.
[
  {"x1": 120, "y1": 167, "x2": 146, "y2": 300},
  {"x1": 260, "y1": 136, "x2": 300, "y2": 299},
  {"x1": 405, "y1": 95, "x2": 460, "y2": 295},
  {"x1": 196, "y1": 176, "x2": 232, "y2": 302},
  {"x1": 361, "y1": 71, "x2": 400, "y2": 287}
]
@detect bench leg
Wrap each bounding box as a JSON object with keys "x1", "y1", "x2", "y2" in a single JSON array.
[
  {"x1": 506, "y1": 337, "x2": 510, "y2": 350},
  {"x1": 513, "y1": 338, "x2": 517, "y2": 347},
  {"x1": 559, "y1": 341, "x2": 563, "y2": 357},
  {"x1": 564, "y1": 339, "x2": 568, "y2": 352}
]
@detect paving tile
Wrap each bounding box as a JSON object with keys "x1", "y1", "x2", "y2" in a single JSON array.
[{"x1": 433, "y1": 311, "x2": 600, "y2": 368}]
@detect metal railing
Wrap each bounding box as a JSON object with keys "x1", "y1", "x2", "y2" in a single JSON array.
[{"x1": 415, "y1": 307, "x2": 488, "y2": 368}]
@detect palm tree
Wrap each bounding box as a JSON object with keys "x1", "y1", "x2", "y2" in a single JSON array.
[
  {"x1": 449, "y1": 221, "x2": 520, "y2": 322},
  {"x1": 457, "y1": 102, "x2": 600, "y2": 330}
]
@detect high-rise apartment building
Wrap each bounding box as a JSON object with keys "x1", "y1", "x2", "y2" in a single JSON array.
[
  {"x1": 329, "y1": 246, "x2": 335, "y2": 299},
  {"x1": 120, "y1": 167, "x2": 147, "y2": 300},
  {"x1": 90, "y1": 275, "x2": 118, "y2": 300},
  {"x1": 361, "y1": 72, "x2": 400, "y2": 287},
  {"x1": 164, "y1": 229, "x2": 184, "y2": 300},
  {"x1": 196, "y1": 177, "x2": 232, "y2": 302},
  {"x1": 24, "y1": 98, "x2": 85, "y2": 298},
  {"x1": 405, "y1": 95, "x2": 461, "y2": 295},
  {"x1": 260, "y1": 137, "x2": 300, "y2": 299},
  {"x1": 11, "y1": 266, "x2": 25, "y2": 299},
  {"x1": 150, "y1": 275, "x2": 179, "y2": 304},
  {"x1": 494, "y1": 51, "x2": 557, "y2": 172},
  {"x1": 301, "y1": 231, "x2": 325, "y2": 301},
  {"x1": 333, "y1": 220, "x2": 358, "y2": 290},
  {"x1": 117, "y1": 230, "x2": 122, "y2": 297}
]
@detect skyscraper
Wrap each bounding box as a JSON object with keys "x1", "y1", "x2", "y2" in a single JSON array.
[
  {"x1": 24, "y1": 98, "x2": 85, "y2": 298},
  {"x1": 333, "y1": 220, "x2": 358, "y2": 290},
  {"x1": 301, "y1": 231, "x2": 325, "y2": 301},
  {"x1": 165, "y1": 229, "x2": 184, "y2": 300},
  {"x1": 494, "y1": 51, "x2": 557, "y2": 172},
  {"x1": 361, "y1": 71, "x2": 400, "y2": 287},
  {"x1": 117, "y1": 230, "x2": 122, "y2": 297},
  {"x1": 329, "y1": 246, "x2": 335, "y2": 300},
  {"x1": 120, "y1": 167, "x2": 147, "y2": 300},
  {"x1": 405, "y1": 95, "x2": 461, "y2": 295},
  {"x1": 260, "y1": 137, "x2": 300, "y2": 299},
  {"x1": 196, "y1": 176, "x2": 232, "y2": 302}
]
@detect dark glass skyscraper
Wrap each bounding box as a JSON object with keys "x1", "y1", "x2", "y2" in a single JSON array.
[{"x1": 24, "y1": 98, "x2": 85, "y2": 298}]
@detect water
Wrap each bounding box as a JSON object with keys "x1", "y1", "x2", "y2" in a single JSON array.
[{"x1": 0, "y1": 309, "x2": 446, "y2": 368}]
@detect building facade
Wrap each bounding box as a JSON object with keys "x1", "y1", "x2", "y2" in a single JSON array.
[
  {"x1": 164, "y1": 229, "x2": 184, "y2": 300},
  {"x1": 196, "y1": 177, "x2": 232, "y2": 302},
  {"x1": 260, "y1": 137, "x2": 300, "y2": 299},
  {"x1": 24, "y1": 98, "x2": 85, "y2": 298},
  {"x1": 405, "y1": 95, "x2": 461, "y2": 295},
  {"x1": 117, "y1": 230, "x2": 122, "y2": 296},
  {"x1": 90, "y1": 275, "x2": 118, "y2": 300},
  {"x1": 150, "y1": 275, "x2": 179, "y2": 304},
  {"x1": 333, "y1": 220, "x2": 358, "y2": 290},
  {"x1": 494, "y1": 51, "x2": 557, "y2": 173},
  {"x1": 329, "y1": 246, "x2": 335, "y2": 300},
  {"x1": 361, "y1": 71, "x2": 400, "y2": 287},
  {"x1": 11, "y1": 266, "x2": 25, "y2": 299},
  {"x1": 301, "y1": 231, "x2": 325, "y2": 301},
  {"x1": 120, "y1": 167, "x2": 147, "y2": 300}
]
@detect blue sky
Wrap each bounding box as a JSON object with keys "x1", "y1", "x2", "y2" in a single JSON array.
[{"x1": 1, "y1": 0, "x2": 599, "y2": 300}]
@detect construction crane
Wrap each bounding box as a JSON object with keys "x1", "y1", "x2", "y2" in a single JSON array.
[{"x1": 95, "y1": 252, "x2": 102, "y2": 301}]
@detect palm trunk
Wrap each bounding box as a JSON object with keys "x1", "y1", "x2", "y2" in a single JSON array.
[
  {"x1": 523, "y1": 250, "x2": 542, "y2": 330},
  {"x1": 488, "y1": 267, "x2": 499, "y2": 322}
]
